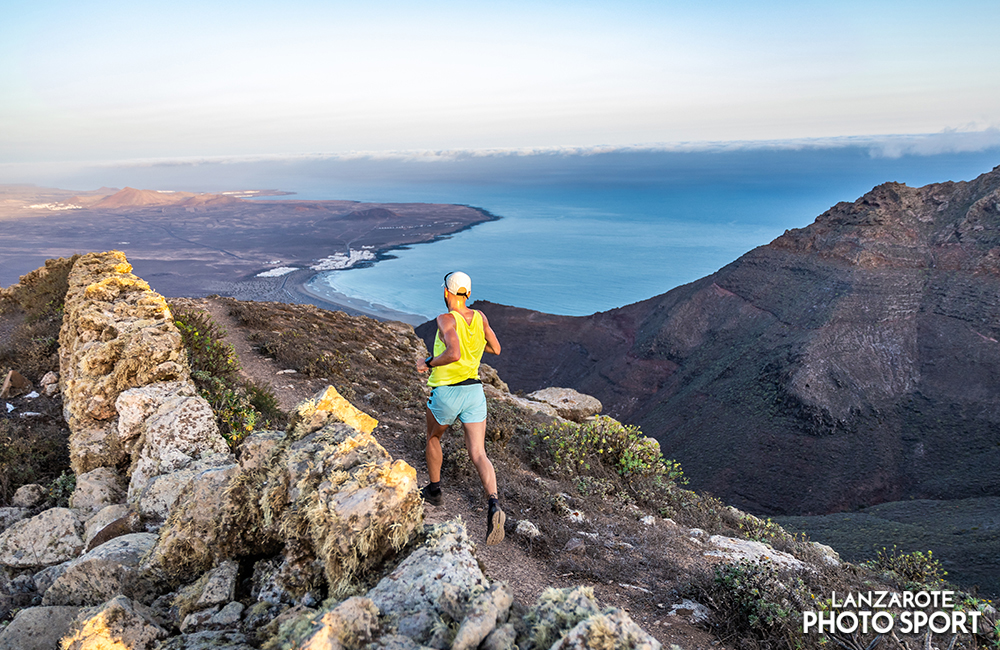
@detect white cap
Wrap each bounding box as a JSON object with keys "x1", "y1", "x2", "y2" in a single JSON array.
[{"x1": 443, "y1": 271, "x2": 472, "y2": 296}]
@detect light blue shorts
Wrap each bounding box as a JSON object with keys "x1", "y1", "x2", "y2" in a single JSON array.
[{"x1": 427, "y1": 383, "x2": 487, "y2": 425}]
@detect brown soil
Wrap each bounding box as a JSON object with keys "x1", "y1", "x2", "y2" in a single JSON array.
[{"x1": 175, "y1": 296, "x2": 726, "y2": 650}]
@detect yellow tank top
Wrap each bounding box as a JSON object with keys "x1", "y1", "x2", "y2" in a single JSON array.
[{"x1": 428, "y1": 310, "x2": 485, "y2": 387}]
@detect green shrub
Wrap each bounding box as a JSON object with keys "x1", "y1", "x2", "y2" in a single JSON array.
[
  {"x1": 529, "y1": 416, "x2": 685, "y2": 485},
  {"x1": 864, "y1": 545, "x2": 947, "y2": 588},
  {"x1": 48, "y1": 471, "x2": 76, "y2": 508},
  {"x1": 700, "y1": 560, "x2": 810, "y2": 650},
  {"x1": 172, "y1": 305, "x2": 284, "y2": 446}
]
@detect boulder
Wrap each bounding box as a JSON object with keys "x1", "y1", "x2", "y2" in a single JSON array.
[
  {"x1": 115, "y1": 380, "x2": 195, "y2": 453},
  {"x1": 42, "y1": 532, "x2": 158, "y2": 606},
  {"x1": 525, "y1": 387, "x2": 602, "y2": 422},
  {"x1": 251, "y1": 544, "x2": 324, "y2": 606},
  {"x1": 61, "y1": 595, "x2": 168, "y2": 650},
  {"x1": 145, "y1": 463, "x2": 242, "y2": 583},
  {"x1": 33, "y1": 561, "x2": 71, "y2": 594},
  {"x1": 128, "y1": 394, "x2": 230, "y2": 497},
  {"x1": 195, "y1": 560, "x2": 239, "y2": 609},
  {"x1": 0, "y1": 605, "x2": 82, "y2": 650},
  {"x1": 704, "y1": 535, "x2": 807, "y2": 570},
  {"x1": 41, "y1": 371, "x2": 59, "y2": 397},
  {"x1": 69, "y1": 466, "x2": 124, "y2": 513},
  {"x1": 270, "y1": 597, "x2": 379, "y2": 649},
  {"x1": 264, "y1": 423, "x2": 421, "y2": 595},
  {"x1": 0, "y1": 507, "x2": 84, "y2": 568},
  {"x1": 366, "y1": 520, "x2": 498, "y2": 645},
  {"x1": 522, "y1": 587, "x2": 602, "y2": 649},
  {"x1": 0, "y1": 507, "x2": 28, "y2": 532},
  {"x1": 11, "y1": 483, "x2": 47, "y2": 508},
  {"x1": 180, "y1": 601, "x2": 245, "y2": 633},
  {"x1": 287, "y1": 385, "x2": 378, "y2": 439},
  {"x1": 156, "y1": 630, "x2": 255, "y2": 650},
  {"x1": 82, "y1": 503, "x2": 130, "y2": 549},
  {"x1": 135, "y1": 454, "x2": 235, "y2": 525},
  {"x1": 550, "y1": 608, "x2": 661, "y2": 650}
]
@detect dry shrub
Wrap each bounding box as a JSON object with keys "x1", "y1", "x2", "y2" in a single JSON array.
[{"x1": 0, "y1": 418, "x2": 70, "y2": 505}]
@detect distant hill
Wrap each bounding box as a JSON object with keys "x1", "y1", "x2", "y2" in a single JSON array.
[
  {"x1": 470, "y1": 165, "x2": 1000, "y2": 516},
  {"x1": 91, "y1": 187, "x2": 238, "y2": 208}
]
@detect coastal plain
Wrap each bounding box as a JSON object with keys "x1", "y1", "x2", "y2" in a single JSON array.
[{"x1": 0, "y1": 185, "x2": 495, "y2": 322}]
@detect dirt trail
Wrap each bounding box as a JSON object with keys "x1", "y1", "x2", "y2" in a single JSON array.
[{"x1": 180, "y1": 297, "x2": 720, "y2": 649}]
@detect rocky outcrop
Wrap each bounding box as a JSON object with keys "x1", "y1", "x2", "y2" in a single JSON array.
[
  {"x1": 476, "y1": 165, "x2": 1000, "y2": 514},
  {"x1": 526, "y1": 387, "x2": 602, "y2": 422},
  {"x1": 0, "y1": 252, "x2": 672, "y2": 649},
  {"x1": 0, "y1": 508, "x2": 84, "y2": 568},
  {"x1": 147, "y1": 388, "x2": 421, "y2": 592}
]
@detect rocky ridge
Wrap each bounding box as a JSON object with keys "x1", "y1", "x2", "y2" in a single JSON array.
[
  {"x1": 473, "y1": 164, "x2": 1000, "y2": 515},
  {"x1": 0, "y1": 252, "x2": 700, "y2": 649}
]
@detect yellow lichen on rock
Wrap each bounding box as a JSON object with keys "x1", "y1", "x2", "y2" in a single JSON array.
[{"x1": 288, "y1": 385, "x2": 378, "y2": 439}]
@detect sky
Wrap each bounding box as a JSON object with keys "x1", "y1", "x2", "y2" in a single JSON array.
[{"x1": 3, "y1": 0, "x2": 1000, "y2": 168}]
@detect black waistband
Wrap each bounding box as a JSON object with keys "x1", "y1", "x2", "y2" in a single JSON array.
[{"x1": 438, "y1": 378, "x2": 482, "y2": 387}]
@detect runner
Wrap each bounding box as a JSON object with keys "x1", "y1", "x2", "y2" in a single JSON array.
[{"x1": 416, "y1": 271, "x2": 505, "y2": 544}]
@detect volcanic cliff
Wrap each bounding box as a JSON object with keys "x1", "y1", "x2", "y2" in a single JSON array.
[{"x1": 465, "y1": 164, "x2": 1000, "y2": 516}]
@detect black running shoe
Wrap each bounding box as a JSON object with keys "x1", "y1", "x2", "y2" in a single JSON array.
[
  {"x1": 486, "y1": 500, "x2": 506, "y2": 545},
  {"x1": 420, "y1": 485, "x2": 442, "y2": 507}
]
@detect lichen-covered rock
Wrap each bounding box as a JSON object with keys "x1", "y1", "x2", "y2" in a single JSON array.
[
  {"x1": 481, "y1": 624, "x2": 517, "y2": 650},
  {"x1": 196, "y1": 560, "x2": 239, "y2": 609},
  {"x1": 128, "y1": 394, "x2": 230, "y2": 497},
  {"x1": 61, "y1": 595, "x2": 168, "y2": 650},
  {"x1": 267, "y1": 596, "x2": 379, "y2": 650},
  {"x1": 181, "y1": 601, "x2": 245, "y2": 633},
  {"x1": 156, "y1": 630, "x2": 256, "y2": 650},
  {"x1": 525, "y1": 387, "x2": 602, "y2": 422},
  {"x1": 0, "y1": 507, "x2": 28, "y2": 533},
  {"x1": 549, "y1": 609, "x2": 662, "y2": 650},
  {"x1": 146, "y1": 463, "x2": 242, "y2": 583},
  {"x1": 136, "y1": 454, "x2": 235, "y2": 525},
  {"x1": 12, "y1": 483, "x2": 48, "y2": 508},
  {"x1": 515, "y1": 520, "x2": 541, "y2": 539},
  {"x1": 704, "y1": 535, "x2": 806, "y2": 570},
  {"x1": 521, "y1": 587, "x2": 603, "y2": 650},
  {"x1": 237, "y1": 430, "x2": 285, "y2": 472},
  {"x1": 287, "y1": 385, "x2": 378, "y2": 439},
  {"x1": 451, "y1": 583, "x2": 514, "y2": 650},
  {"x1": 43, "y1": 533, "x2": 158, "y2": 606},
  {"x1": 366, "y1": 520, "x2": 492, "y2": 645},
  {"x1": 82, "y1": 504, "x2": 130, "y2": 548},
  {"x1": 0, "y1": 606, "x2": 82, "y2": 650},
  {"x1": 59, "y1": 251, "x2": 190, "y2": 475},
  {"x1": 0, "y1": 508, "x2": 85, "y2": 568},
  {"x1": 251, "y1": 539, "x2": 324, "y2": 606},
  {"x1": 34, "y1": 561, "x2": 72, "y2": 594},
  {"x1": 70, "y1": 466, "x2": 125, "y2": 513},
  {"x1": 260, "y1": 422, "x2": 422, "y2": 595},
  {"x1": 116, "y1": 380, "x2": 196, "y2": 453}
]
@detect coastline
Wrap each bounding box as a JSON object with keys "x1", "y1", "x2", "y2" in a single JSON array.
[{"x1": 297, "y1": 272, "x2": 429, "y2": 326}]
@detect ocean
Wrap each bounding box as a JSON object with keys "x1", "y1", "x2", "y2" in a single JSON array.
[
  {"x1": 266, "y1": 146, "x2": 1000, "y2": 321},
  {"x1": 41, "y1": 143, "x2": 1000, "y2": 321}
]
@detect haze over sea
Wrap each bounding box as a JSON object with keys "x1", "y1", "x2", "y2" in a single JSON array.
[{"x1": 32, "y1": 142, "x2": 1000, "y2": 321}]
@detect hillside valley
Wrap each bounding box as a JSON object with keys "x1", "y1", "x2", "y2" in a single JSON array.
[{"x1": 437, "y1": 165, "x2": 1000, "y2": 520}]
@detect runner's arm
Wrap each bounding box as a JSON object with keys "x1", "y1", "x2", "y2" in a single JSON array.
[
  {"x1": 430, "y1": 313, "x2": 462, "y2": 365},
  {"x1": 481, "y1": 312, "x2": 501, "y2": 355}
]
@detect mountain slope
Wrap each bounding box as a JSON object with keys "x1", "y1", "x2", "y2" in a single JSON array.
[{"x1": 472, "y1": 165, "x2": 1000, "y2": 515}]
